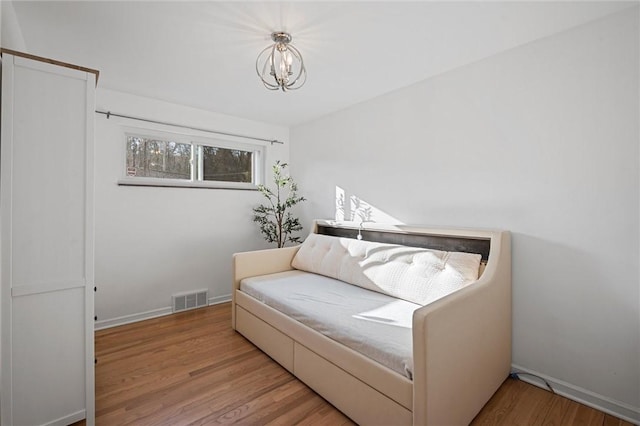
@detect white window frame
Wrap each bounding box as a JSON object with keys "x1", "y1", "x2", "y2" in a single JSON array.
[{"x1": 118, "y1": 126, "x2": 265, "y2": 190}]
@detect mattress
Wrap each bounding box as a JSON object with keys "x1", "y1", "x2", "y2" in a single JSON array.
[{"x1": 240, "y1": 270, "x2": 421, "y2": 379}]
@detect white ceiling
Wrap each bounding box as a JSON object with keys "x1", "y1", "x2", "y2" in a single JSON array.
[{"x1": 8, "y1": 1, "x2": 636, "y2": 127}]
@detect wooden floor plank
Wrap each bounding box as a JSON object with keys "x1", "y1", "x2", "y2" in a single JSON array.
[{"x1": 68, "y1": 303, "x2": 635, "y2": 426}]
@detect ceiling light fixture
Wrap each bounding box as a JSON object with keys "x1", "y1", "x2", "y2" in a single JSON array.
[{"x1": 256, "y1": 32, "x2": 306, "y2": 92}]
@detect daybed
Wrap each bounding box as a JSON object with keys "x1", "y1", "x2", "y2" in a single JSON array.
[{"x1": 232, "y1": 220, "x2": 511, "y2": 425}]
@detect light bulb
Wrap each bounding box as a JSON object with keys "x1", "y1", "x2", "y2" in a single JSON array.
[{"x1": 256, "y1": 31, "x2": 306, "y2": 91}]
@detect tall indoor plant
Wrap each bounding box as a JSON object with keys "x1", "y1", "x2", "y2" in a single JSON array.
[{"x1": 253, "y1": 161, "x2": 306, "y2": 248}]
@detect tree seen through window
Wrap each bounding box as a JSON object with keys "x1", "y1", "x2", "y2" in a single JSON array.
[
  {"x1": 126, "y1": 135, "x2": 254, "y2": 184},
  {"x1": 202, "y1": 146, "x2": 252, "y2": 183}
]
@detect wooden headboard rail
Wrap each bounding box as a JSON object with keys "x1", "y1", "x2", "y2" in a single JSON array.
[{"x1": 315, "y1": 221, "x2": 491, "y2": 262}]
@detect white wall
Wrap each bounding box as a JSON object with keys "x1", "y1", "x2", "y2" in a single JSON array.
[
  {"x1": 94, "y1": 89, "x2": 289, "y2": 327},
  {"x1": 291, "y1": 8, "x2": 639, "y2": 420},
  {"x1": 0, "y1": 1, "x2": 26, "y2": 51}
]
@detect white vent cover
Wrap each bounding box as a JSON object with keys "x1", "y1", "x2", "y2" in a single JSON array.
[{"x1": 172, "y1": 289, "x2": 208, "y2": 313}]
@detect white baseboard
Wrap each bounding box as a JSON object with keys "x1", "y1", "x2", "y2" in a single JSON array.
[
  {"x1": 511, "y1": 364, "x2": 639, "y2": 424},
  {"x1": 95, "y1": 306, "x2": 173, "y2": 330},
  {"x1": 45, "y1": 409, "x2": 85, "y2": 426},
  {"x1": 94, "y1": 295, "x2": 232, "y2": 330},
  {"x1": 209, "y1": 294, "x2": 231, "y2": 305}
]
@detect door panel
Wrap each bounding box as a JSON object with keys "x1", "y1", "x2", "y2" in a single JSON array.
[{"x1": 1, "y1": 52, "x2": 95, "y2": 426}]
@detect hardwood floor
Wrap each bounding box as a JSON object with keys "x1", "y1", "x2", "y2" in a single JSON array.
[
  {"x1": 469, "y1": 379, "x2": 633, "y2": 426},
  {"x1": 82, "y1": 303, "x2": 634, "y2": 425},
  {"x1": 93, "y1": 303, "x2": 352, "y2": 426}
]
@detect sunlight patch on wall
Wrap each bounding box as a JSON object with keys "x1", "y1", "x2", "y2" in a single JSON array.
[{"x1": 335, "y1": 186, "x2": 403, "y2": 224}]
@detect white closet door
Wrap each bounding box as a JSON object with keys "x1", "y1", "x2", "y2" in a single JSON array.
[{"x1": 1, "y1": 53, "x2": 95, "y2": 425}]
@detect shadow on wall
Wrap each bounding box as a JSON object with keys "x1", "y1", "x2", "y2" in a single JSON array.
[
  {"x1": 335, "y1": 186, "x2": 403, "y2": 224},
  {"x1": 510, "y1": 231, "x2": 639, "y2": 404}
]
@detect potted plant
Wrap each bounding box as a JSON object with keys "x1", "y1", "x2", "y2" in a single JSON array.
[{"x1": 253, "y1": 161, "x2": 306, "y2": 248}]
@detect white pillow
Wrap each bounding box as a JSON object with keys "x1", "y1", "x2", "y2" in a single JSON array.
[{"x1": 292, "y1": 233, "x2": 481, "y2": 306}]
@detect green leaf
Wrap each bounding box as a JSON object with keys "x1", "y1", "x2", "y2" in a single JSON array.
[{"x1": 252, "y1": 161, "x2": 306, "y2": 248}]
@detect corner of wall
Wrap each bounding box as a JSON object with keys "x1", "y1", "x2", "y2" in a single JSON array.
[{"x1": 1, "y1": 1, "x2": 27, "y2": 51}]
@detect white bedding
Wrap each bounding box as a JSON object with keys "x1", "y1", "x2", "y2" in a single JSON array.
[{"x1": 240, "y1": 270, "x2": 421, "y2": 379}]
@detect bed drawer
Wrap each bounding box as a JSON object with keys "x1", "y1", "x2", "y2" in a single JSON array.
[
  {"x1": 235, "y1": 305, "x2": 294, "y2": 372},
  {"x1": 294, "y1": 342, "x2": 412, "y2": 426}
]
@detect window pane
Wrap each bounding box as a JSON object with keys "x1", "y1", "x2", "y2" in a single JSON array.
[
  {"x1": 201, "y1": 146, "x2": 253, "y2": 183},
  {"x1": 126, "y1": 136, "x2": 191, "y2": 180}
]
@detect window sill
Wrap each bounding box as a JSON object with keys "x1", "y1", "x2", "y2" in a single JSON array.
[{"x1": 117, "y1": 178, "x2": 258, "y2": 191}]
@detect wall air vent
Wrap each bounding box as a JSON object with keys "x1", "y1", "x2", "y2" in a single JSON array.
[{"x1": 172, "y1": 289, "x2": 208, "y2": 313}]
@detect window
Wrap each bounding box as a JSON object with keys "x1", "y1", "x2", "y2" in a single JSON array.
[
  {"x1": 200, "y1": 145, "x2": 253, "y2": 183},
  {"x1": 127, "y1": 136, "x2": 192, "y2": 180},
  {"x1": 121, "y1": 131, "x2": 263, "y2": 190}
]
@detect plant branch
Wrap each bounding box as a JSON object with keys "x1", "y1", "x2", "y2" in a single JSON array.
[{"x1": 252, "y1": 161, "x2": 306, "y2": 248}]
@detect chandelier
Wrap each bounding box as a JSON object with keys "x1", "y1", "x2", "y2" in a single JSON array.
[{"x1": 256, "y1": 32, "x2": 307, "y2": 92}]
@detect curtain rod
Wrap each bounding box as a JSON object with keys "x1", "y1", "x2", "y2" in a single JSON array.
[{"x1": 95, "y1": 110, "x2": 284, "y2": 145}]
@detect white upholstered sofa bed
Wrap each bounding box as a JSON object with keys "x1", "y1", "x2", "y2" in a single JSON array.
[{"x1": 232, "y1": 220, "x2": 511, "y2": 425}]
